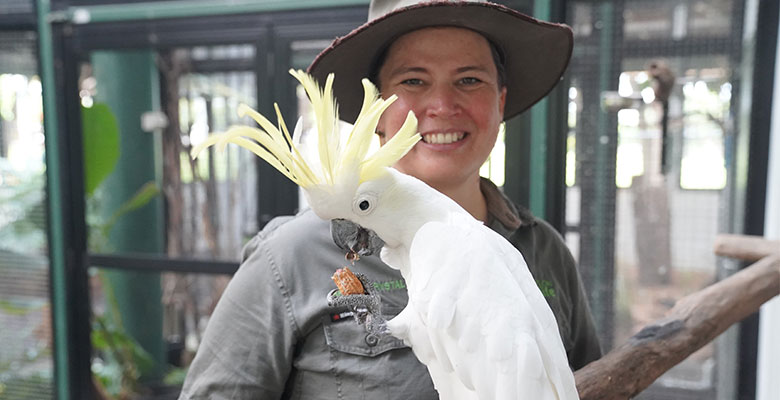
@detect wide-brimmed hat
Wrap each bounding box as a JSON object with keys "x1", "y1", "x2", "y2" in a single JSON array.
[{"x1": 308, "y1": 0, "x2": 573, "y2": 123}]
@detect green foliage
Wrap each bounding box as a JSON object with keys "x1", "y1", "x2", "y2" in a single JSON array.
[
  {"x1": 89, "y1": 182, "x2": 161, "y2": 252},
  {"x1": 163, "y1": 367, "x2": 189, "y2": 386},
  {"x1": 82, "y1": 103, "x2": 120, "y2": 197},
  {"x1": 2, "y1": 101, "x2": 173, "y2": 399},
  {"x1": 0, "y1": 373, "x2": 54, "y2": 400},
  {"x1": 0, "y1": 299, "x2": 34, "y2": 316},
  {"x1": 80, "y1": 102, "x2": 165, "y2": 398},
  {"x1": 91, "y1": 312, "x2": 155, "y2": 398},
  {"x1": 0, "y1": 162, "x2": 47, "y2": 252},
  {"x1": 0, "y1": 101, "x2": 120, "y2": 252}
]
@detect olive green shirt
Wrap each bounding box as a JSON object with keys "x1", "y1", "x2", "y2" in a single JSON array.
[{"x1": 179, "y1": 178, "x2": 601, "y2": 399}]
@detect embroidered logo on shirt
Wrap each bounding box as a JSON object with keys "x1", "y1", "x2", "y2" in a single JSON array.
[
  {"x1": 536, "y1": 279, "x2": 557, "y2": 298},
  {"x1": 371, "y1": 279, "x2": 406, "y2": 292},
  {"x1": 330, "y1": 311, "x2": 354, "y2": 322}
]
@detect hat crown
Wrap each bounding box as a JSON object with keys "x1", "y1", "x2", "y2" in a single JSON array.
[{"x1": 368, "y1": 0, "x2": 486, "y2": 20}]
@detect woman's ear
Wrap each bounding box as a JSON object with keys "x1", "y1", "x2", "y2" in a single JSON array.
[{"x1": 498, "y1": 86, "x2": 507, "y2": 116}]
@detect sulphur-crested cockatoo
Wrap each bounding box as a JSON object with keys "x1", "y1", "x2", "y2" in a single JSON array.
[{"x1": 192, "y1": 70, "x2": 579, "y2": 400}]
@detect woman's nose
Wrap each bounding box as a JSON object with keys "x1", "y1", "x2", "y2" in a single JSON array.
[{"x1": 423, "y1": 85, "x2": 460, "y2": 118}]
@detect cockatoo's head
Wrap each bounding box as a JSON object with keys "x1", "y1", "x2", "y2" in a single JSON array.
[{"x1": 191, "y1": 70, "x2": 420, "y2": 256}]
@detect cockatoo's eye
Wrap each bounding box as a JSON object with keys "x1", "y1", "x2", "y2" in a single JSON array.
[{"x1": 353, "y1": 192, "x2": 378, "y2": 215}]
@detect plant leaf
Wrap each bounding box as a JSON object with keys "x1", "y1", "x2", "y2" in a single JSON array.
[
  {"x1": 82, "y1": 103, "x2": 120, "y2": 196},
  {"x1": 114, "y1": 181, "x2": 160, "y2": 216},
  {"x1": 101, "y1": 182, "x2": 160, "y2": 234}
]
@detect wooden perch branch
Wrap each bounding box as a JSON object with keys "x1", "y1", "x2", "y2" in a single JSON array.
[
  {"x1": 713, "y1": 234, "x2": 780, "y2": 261},
  {"x1": 575, "y1": 248, "x2": 780, "y2": 400}
]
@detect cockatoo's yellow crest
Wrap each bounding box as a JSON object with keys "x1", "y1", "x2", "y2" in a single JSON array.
[{"x1": 190, "y1": 70, "x2": 420, "y2": 188}]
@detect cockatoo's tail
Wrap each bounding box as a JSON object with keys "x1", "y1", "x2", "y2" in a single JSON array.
[{"x1": 190, "y1": 69, "x2": 420, "y2": 191}]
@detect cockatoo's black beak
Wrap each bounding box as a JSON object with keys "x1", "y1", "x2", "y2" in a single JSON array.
[{"x1": 330, "y1": 219, "x2": 385, "y2": 257}]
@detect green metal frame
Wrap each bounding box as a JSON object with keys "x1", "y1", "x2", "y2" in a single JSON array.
[
  {"x1": 36, "y1": 1, "x2": 71, "y2": 398},
  {"x1": 51, "y1": 0, "x2": 369, "y2": 24},
  {"x1": 38, "y1": 2, "x2": 370, "y2": 398},
  {"x1": 501, "y1": 0, "x2": 569, "y2": 230},
  {"x1": 528, "y1": 0, "x2": 552, "y2": 218}
]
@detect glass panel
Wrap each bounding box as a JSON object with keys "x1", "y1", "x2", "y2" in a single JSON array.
[
  {"x1": 0, "y1": 32, "x2": 54, "y2": 399},
  {"x1": 179, "y1": 69, "x2": 259, "y2": 259},
  {"x1": 89, "y1": 267, "x2": 231, "y2": 397},
  {"x1": 82, "y1": 46, "x2": 259, "y2": 261},
  {"x1": 81, "y1": 45, "x2": 259, "y2": 397}
]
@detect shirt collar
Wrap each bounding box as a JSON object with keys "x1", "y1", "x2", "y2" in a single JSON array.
[{"x1": 480, "y1": 177, "x2": 535, "y2": 238}]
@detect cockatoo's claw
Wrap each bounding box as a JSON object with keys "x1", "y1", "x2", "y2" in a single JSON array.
[{"x1": 326, "y1": 272, "x2": 389, "y2": 336}]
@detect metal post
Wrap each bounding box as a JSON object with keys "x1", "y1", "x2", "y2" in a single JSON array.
[
  {"x1": 39, "y1": 0, "x2": 94, "y2": 397},
  {"x1": 502, "y1": 0, "x2": 569, "y2": 230},
  {"x1": 528, "y1": 0, "x2": 552, "y2": 219},
  {"x1": 91, "y1": 50, "x2": 166, "y2": 381},
  {"x1": 574, "y1": 0, "x2": 622, "y2": 350}
]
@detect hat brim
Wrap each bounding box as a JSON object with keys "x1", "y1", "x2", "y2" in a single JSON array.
[{"x1": 308, "y1": 1, "x2": 573, "y2": 123}]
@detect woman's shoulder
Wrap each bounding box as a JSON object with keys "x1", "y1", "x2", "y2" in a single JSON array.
[{"x1": 242, "y1": 208, "x2": 331, "y2": 259}]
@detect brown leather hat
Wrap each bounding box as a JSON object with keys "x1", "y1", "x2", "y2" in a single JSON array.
[{"x1": 308, "y1": 0, "x2": 573, "y2": 123}]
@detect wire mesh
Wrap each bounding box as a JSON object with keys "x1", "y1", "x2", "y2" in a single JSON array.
[{"x1": 565, "y1": 0, "x2": 744, "y2": 398}]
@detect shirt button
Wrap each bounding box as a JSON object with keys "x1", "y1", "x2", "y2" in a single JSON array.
[{"x1": 365, "y1": 334, "x2": 379, "y2": 347}]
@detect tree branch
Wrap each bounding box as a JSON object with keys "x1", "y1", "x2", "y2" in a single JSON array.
[
  {"x1": 575, "y1": 252, "x2": 780, "y2": 399},
  {"x1": 713, "y1": 234, "x2": 780, "y2": 261}
]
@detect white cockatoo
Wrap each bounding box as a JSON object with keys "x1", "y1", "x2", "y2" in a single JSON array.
[{"x1": 192, "y1": 70, "x2": 579, "y2": 400}]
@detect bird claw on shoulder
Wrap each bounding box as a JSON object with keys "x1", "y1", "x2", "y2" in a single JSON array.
[{"x1": 327, "y1": 272, "x2": 389, "y2": 336}]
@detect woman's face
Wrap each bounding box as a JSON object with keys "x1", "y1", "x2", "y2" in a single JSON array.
[{"x1": 376, "y1": 27, "x2": 506, "y2": 191}]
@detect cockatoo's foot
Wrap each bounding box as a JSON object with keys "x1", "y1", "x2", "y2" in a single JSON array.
[{"x1": 327, "y1": 272, "x2": 389, "y2": 336}]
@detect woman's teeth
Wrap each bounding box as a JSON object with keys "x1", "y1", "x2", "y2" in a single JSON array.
[{"x1": 423, "y1": 132, "x2": 465, "y2": 144}]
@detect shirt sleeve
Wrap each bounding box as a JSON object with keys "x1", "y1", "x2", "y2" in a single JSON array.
[
  {"x1": 557, "y1": 238, "x2": 603, "y2": 370},
  {"x1": 178, "y1": 234, "x2": 299, "y2": 399},
  {"x1": 515, "y1": 218, "x2": 603, "y2": 371}
]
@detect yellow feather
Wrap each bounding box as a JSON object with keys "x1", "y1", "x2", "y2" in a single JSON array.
[
  {"x1": 360, "y1": 111, "x2": 420, "y2": 182},
  {"x1": 274, "y1": 103, "x2": 318, "y2": 187},
  {"x1": 191, "y1": 128, "x2": 301, "y2": 185},
  {"x1": 341, "y1": 80, "x2": 397, "y2": 177},
  {"x1": 190, "y1": 133, "x2": 223, "y2": 160},
  {"x1": 192, "y1": 71, "x2": 420, "y2": 191},
  {"x1": 228, "y1": 136, "x2": 300, "y2": 185},
  {"x1": 290, "y1": 69, "x2": 338, "y2": 185},
  {"x1": 218, "y1": 126, "x2": 295, "y2": 171},
  {"x1": 238, "y1": 104, "x2": 289, "y2": 153},
  {"x1": 352, "y1": 78, "x2": 380, "y2": 134}
]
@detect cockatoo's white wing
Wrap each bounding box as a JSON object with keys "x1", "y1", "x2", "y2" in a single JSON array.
[{"x1": 402, "y1": 219, "x2": 579, "y2": 400}]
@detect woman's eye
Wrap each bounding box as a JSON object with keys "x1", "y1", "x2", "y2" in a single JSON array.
[{"x1": 401, "y1": 78, "x2": 423, "y2": 86}]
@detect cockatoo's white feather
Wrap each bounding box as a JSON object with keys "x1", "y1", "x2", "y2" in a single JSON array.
[
  {"x1": 395, "y1": 216, "x2": 578, "y2": 400},
  {"x1": 192, "y1": 71, "x2": 579, "y2": 399}
]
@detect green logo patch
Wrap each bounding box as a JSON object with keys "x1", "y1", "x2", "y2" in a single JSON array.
[
  {"x1": 536, "y1": 279, "x2": 556, "y2": 298},
  {"x1": 372, "y1": 279, "x2": 406, "y2": 292}
]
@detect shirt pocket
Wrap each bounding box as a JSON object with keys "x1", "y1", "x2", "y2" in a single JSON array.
[
  {"x1": 322, "y1": 306, "x2": 406, "y2": 356},
  {"x1": 321, "y1": 306, "x2": 422, "y2": 399}
]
